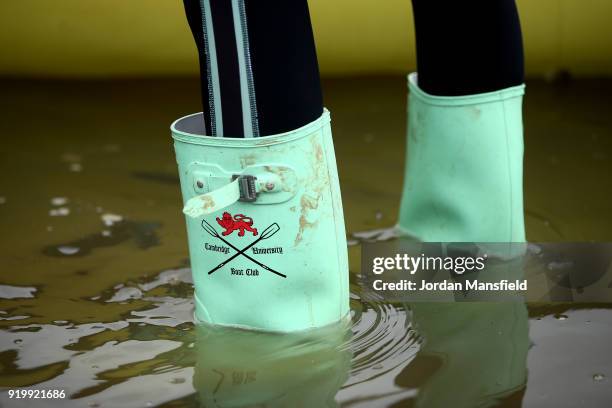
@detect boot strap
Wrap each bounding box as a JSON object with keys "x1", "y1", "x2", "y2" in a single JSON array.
[{"x1": 182, "y1": 164, "x2": 297, "y2": 218}]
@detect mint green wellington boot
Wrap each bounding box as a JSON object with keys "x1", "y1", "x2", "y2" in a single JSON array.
[
  {"x1": 398, "y1": 73, "x2": 526, "y2": 243},
  {"x1": 171, "y1": 110, "x2": 349, "y2": 332}
]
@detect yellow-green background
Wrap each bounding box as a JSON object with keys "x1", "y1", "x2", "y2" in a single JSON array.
[{"x1": 1, "y1": 0, "x2": 611, "y2": 78}]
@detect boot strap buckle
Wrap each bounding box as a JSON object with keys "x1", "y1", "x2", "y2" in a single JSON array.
[{"x1": 232, "y1": 174, "x2": 258, "y2": 202}]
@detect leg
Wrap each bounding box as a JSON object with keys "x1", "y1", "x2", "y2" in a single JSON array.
[
  {"x1": 411, "y1": 0, "x2": 524, "y2": 96},
  {"x1": 182, "y1": 0, "x2": 323, "y2": 137},
  {"x1": 173, "y1": 1, "x2": 349, "y2": 331},
  {"x1": 399, "y1": 0, "x2": 527, "y2": 243}
]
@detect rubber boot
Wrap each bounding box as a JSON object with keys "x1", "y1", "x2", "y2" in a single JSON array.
[
  {"x1": 398, "y1": 73, "x2": 526, "y2": 243},
  {"x1": 171, "y1": 110, "x2": 349, "y2": 332}
]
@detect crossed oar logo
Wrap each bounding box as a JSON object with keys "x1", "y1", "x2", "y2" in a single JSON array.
[{"x1": 201, "y1": 220, "x2": 286, "y2": 278}]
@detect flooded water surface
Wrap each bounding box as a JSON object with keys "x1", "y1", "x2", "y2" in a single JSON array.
[{"x1": 1, "y1": 77, "x2": 612, "y2": 407}]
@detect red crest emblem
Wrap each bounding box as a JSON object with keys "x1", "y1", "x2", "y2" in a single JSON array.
[{"x1": 216, "y1": 212, "x2": 258, "y2": 237}]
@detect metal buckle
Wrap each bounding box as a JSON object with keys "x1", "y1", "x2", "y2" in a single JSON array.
[{"x1": 232, "y1": 174, "x2": 258, "y2": 202}]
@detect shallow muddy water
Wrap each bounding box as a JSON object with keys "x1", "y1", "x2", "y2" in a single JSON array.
[{"x1": 1, "y1": 77, "x2": 611, "y2": 407}]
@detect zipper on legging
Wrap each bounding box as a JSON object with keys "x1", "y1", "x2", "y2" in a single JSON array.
[
  {"x1": 200, "y1": 0, "x2": 223, "y2": 136},
  {"x1": 232, "y1": 0, "x2": 260, "y2": 137}
]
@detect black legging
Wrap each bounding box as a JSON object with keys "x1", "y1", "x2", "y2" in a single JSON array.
[
  {"x1": 182, "y1": 0, "x2": 322, "y2": 137},
  {"x1": 183, "y1": 0, "x2": 524, "y2": 137},
  {"x1": 411, "y1": 0, "x2": 524, "y2": 96}
]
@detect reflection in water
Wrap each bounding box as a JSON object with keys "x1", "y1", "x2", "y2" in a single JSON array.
[
  {"x1": 1, "y1": 258, "x2": 612, "y2": 407},
  {"x1": 194, "y1": 321, "x2": 352, "y2": 407},
  {"x1": 0, "y1": 258, "x2": 530, "y2": 408},
  {"x1": 398, "y1": 303, "x2": 529, "y2": 408},
  {"x1": 42, "y1": 219, "x2": 162, "y2": 258}
]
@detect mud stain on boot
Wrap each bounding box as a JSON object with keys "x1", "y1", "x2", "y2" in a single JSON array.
[
  {"x1": 199, "y1": 195, "x2": 216, "y2": 211},
  {"x1": 294, "y1": 137, "x2": 329, "y2": 246},
  {"x1": 240, "y1": 154, "x2": 257, "y2": 168},
  {"x1": 295, "y1": 194, "x2": 320, "y2": 245}
]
